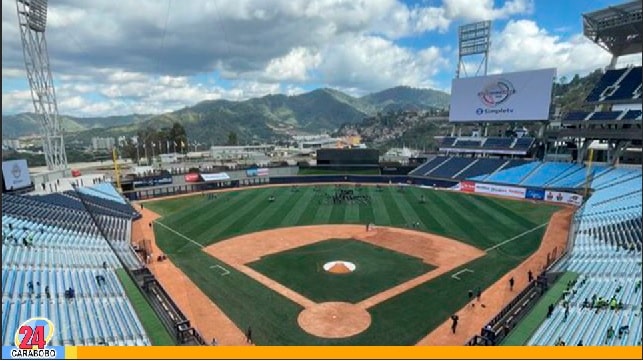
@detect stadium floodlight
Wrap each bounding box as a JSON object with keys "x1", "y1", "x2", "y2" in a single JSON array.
[
  {"x1": 457, "y1": 20, "x2": 491, "y2": 78},
  {"x1": 583, "y1": 0, "x2": 642, "y2": 63},
  {"x1": 16, "y1": 0, "x2": 68, "y2": 170}
]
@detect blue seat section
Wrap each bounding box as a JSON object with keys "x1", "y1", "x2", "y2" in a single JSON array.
[
  {"x1": 512, "y1": 137, "x2": 534, "y2": 150},
  {"x1": 454, "y1": 139, "x2": 481, "y2": 148},
  {"x1": 409, "y1": 156, "x2": 449, "y2": 176},
  {"x1": 68, "y1": 189, "x2": 141, "y2": 220},
  {"x1": 585, "y1": 68, "x2": 628, "y2": 102},
  {"x1": 528, "y1": 168, "x2": 642, "y2": 346},
  {"x1": 483, "y1": 138, "x2": 513, "y2": 149},
  {"x1": 564, "y1": 111, "x2": 591, "y2": 121},
  {"x1": 606, "y1": 67, "x2": 642, "y2": 101},
  {"x1": 426, "y1": 157, "x2": 475, "y2": 179},
  {"x1": 548, "y1": 166, "x2": 607, "y2": 188},
  {"x1": 87, "y1": 183, "x2": 127, "y2": 204},
  {"x1": 468, "y1": 159, "x2": 531, "y2": 181},
  {"x1": 456, "y1": 159, "x2": 508, "y2": 179},
  {"x1": 589, "y1": 111, "x2": 622, "y2": 121},
  {"x1": 520, "y1": 162, "x2": 578, "y2": 187},
  {"x1": 439, "y1": 137, "x2": 456, "y2": 147},
  {"x1": 1, "y1": 194, "x2": 150, "y2": 346},
  {"x1": 484, "y1": 162, "x2": 540, "y2": 184},
  {"x1": 621, "y1": 110, "x2": 642, "y2": 120}
]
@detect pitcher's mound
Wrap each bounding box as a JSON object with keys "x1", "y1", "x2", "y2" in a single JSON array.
[
  {"x1": 323, "y1": 261, "x2": 356, "y2": 274},
  {"x1": 298, "y1": 302, "x2": 371, "y2": 338}
]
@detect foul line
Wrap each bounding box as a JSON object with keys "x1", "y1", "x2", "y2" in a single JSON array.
[
  {"x1": 154, "y1": 221, "x2": 204, "y2": 248},
  {"x1": 484, "y1": 222, "x2": 549, "y2": 252},
  {"x1": 451, "y1": 268, "x2": 474, "y2": 280},
  {"x1": 209, "y1": 265, "x2": 230, "y2": 276}
]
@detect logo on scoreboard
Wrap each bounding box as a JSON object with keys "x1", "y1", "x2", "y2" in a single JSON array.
[
  {"x1": 2, "y1": 317, "x2": 63, "y2": 360},
  {"x1": 478, "y1": 79, "x2": 516, "y2": 107}
]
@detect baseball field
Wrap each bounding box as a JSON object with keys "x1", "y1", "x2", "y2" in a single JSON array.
[{"x1": 144, "y1": 184, "x2": 562, "y2": 345}]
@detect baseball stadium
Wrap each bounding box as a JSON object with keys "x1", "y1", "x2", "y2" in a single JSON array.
[{"x1": 2, "y1": 0, "x2": 642, "y2": 354}]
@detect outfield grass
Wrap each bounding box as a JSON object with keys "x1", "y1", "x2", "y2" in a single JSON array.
[
  {"x1": 146, "y1": 185, "x2": 560, "y2": 345},
  {"x1": 248, "y1": 238, "x2": 435, "y2": 303},
  {"x1": 115, "y1": 269, "x2": 176, "y2": 345}
]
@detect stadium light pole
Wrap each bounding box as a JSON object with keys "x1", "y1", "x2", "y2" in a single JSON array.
[{"x1": 16, "y1": 0, "x2": 68, "y2": 171}]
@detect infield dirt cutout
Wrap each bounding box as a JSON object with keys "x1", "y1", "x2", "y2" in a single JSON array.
[{"x1": 204, "y1": 224, "x2": 486, "y2": 338}]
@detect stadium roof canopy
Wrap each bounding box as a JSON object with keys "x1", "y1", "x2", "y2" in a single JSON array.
[{"x1": 583, "y1": 0, "x2": 642, "y2": 56}]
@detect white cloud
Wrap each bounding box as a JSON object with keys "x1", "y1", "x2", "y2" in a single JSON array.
[
  {"x1": 318, "y1": 35, "x2": 448, "y2": 93},
  {"x1": 443, "y1": 0, "x2": 533, "y2": 22},
  {"x1": 491, "y1": 20, "x2": 642, "y2": 78},
  {"x1": 263, "y1": 47, "x2": 322, "y2": 82}
]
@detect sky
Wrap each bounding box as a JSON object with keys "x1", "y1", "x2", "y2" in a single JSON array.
[{"x1": 2, "y1": 0, "x2": 641, "y2": 117}]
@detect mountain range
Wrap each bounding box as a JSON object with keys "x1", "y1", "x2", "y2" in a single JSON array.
[{"x1": 2, "y1": 86, "x2": 450, "y2": 144}]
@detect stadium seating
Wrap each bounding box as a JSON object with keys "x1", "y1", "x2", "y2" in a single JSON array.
[
  {"x1": 483, "y1": 162, "x2": 541, "y2": 184},
  {"x1": 482, "y1": 137, "x2": 514, "y2": 149},
  {"x1": 527, "y1": 168, "x2": 642, "y2": 346},
  {"x1": 621, "y1": 110, "x2": 642, "y2": 120},
  {"x1": 455, "y1": 158, "x2": 509, "y2": 179},
  {"x1": 520, "y1": 163, "x2": 578, "y2": 187},
  {"x1": 589, "y1": 111, "x2": 623, "y2": 121},
  {"x1": 606, "y1": 67, "x2": 642, "y2": 101},
  {"x1": 512, "y1": 137, "x2": 535, "y2": 150},
  {"x1": 1, "y1": 183, "x2": 150, "y2": 346},
  {"x1": 585, "y1": 68, "x2": 628, "y2": 103},
  {"x1": 564, "y1": 112, "x2": 591, "y2": 122},
  {"x1": 409, "y1": 156, "x2": 449, "y2": 176},
  {"x1": 426, "y1": 157, "x2": 476, "y2": 179}
]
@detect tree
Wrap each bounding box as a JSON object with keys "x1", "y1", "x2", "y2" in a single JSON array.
[{"x1": 227, "y1": 131, "x2": 238, "y2": 146}]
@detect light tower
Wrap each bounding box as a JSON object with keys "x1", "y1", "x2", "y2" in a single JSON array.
[
  {"x1": 456, "y1": 20, "x2": 492, "y2": 79},
  {"x1": 16, "y1": 0, "x2": 67, "y2": 170}
]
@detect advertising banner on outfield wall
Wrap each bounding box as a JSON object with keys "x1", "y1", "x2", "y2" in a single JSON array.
[
  {"x1": 459, "y1": 181, "x2": 475, "y2": 193},
  {"x1": 474, "y1": 183, "x2": 526, "y2": 199},
  {"x1": 544, "y1": 190, "x2": 583, "y2": 206},
  {"x1": 525, "y1": 188, "x2": 545, "y2": 200},
  {"x1": 201, "y1": 172, "x2": 230, "y2": 182},
  {"x1": 449, "y1": 68, "x2": 556, "y2": 122}
]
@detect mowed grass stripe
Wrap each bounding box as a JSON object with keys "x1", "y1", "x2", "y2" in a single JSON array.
[
  {"x1": 210, "y1": 188, "x2": 275, "y2": 240},
  {"x1": 401, "y1": 189, "x2": 445, "y2": 234},
  {"x1": 166, "y1": 190, "x2": 257, "y2": 236},
  {"x1": 328, "y1": 193, "x2": 347, "y2": 224},
  {"x1": 258, "y1": 187, "x2": 309, "y2": 228},
  {"x1": 422, "y1": 191, "x2": 477, "y2": 242},
  {"x1": 455, "y1": 194, "x2": 531, "y2": 237},
  {"x1": 295, "y1": 189, "x2": 327, "y2": 225},
  {"x1": 388, "y1": 187, "x2": 423, "y2": 229},
  {"x1": 380, "y1": 188, "x2": 407, "y2": 227},
  {"x1": 369, "y1": 188, "x2": 391, "y2": 225},
  {"x1": 358, "y1": 187, "x2": 376, "y2": 224},
  {"x1": 441, "y1": 192, "x2": 516, "y2": 245},
  {"x1": 475, "y1": 195, "x2": 539, "y2": 228},
  {"x1": 312, "y1": 192, "x2": 334, "y2": 224},
  {"x1": 273, "y1": 188, "x2": 313, "y2": 227}
]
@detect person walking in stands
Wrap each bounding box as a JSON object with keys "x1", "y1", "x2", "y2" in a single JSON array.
[
  {"x1": 509, "y1": 277, "x2": 515, "y2": 291},
  {"x1": 450, "y1": 314, "x2": 459, "y2": 334},
  {"x1": 245, "y1": 327, "x2": 253, "y2": 344},
  {"x1": 547, "y1": 304, "x2": 554, "y2": 318},
  {"x1": 528, "y1": 270, "x2": 533, "y2": 283},
  {"x1": 44, "y1": 286, "x2": 50, "y2": 299},
  {"x1": 563, "y1": 303, "x2": 570, "y2": 321},
  {"x1": 103, "y1": 261, "x2": 108, "y2": 270},
  {"x1": 27, "y1": 281, "x2": 34, "y2": 295}
]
